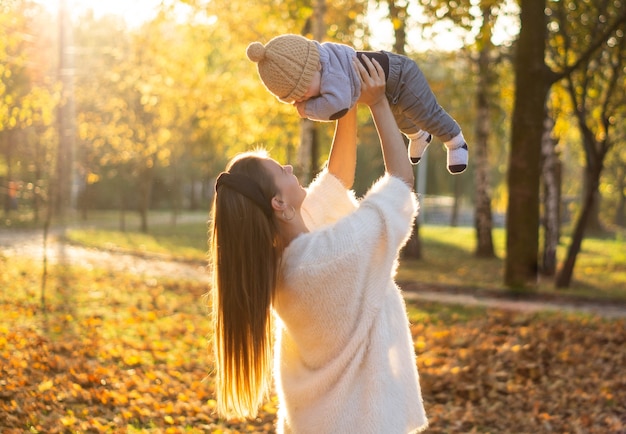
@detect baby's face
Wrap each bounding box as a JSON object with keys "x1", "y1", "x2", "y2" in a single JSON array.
[{"x1": 296, "y1": 69, "x2": 321, "y2": 102}]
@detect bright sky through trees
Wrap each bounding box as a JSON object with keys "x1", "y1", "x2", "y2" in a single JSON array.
[
  {"x1": 35, "y1": 0, "x2": 519, "y2": 51},
  {"x1": 36, "y1": 0, "x2": 162, "y2": 27},
  {"x1": 366, "y1": 0, "x2": 520, "y2": 51}
]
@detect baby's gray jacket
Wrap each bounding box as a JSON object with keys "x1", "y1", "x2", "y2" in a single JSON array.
[{"x1": 303, "y1": 42, "x2": 361, "y2": 121}]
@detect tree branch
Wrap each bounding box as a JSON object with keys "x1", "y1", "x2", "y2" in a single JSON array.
[{"x1": 550, "y1": 8, "x2": 626, "y2": 85}]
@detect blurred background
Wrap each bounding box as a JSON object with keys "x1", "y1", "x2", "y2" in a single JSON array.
[
  {"x1": 1, "y1": 0, "x2": 625, "y2": 288},
  {"x1": 1, "y1": 3, "x2": 625, "y2": 431}
]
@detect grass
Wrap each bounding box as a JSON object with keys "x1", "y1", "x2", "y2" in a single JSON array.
[
  {"x1": 399, "y1": 225, "x2": 626, "y2": 301},
  {"x1": 42, "y1": 210, "x2": 212, "y2": 262},
  {"x1": 56, "y1": 211, "x2": 626, "y2": 302},
  {"x1": 66, "y1": 223, "x2": 209, "y2": 263},
  {"x1": 405, "y1": 300, "x2": 489, "y2": 325}
]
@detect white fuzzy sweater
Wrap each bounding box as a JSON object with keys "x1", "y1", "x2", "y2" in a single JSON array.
[{"x1": 273, "y1": 170, "x2": 428, "y2": 434}]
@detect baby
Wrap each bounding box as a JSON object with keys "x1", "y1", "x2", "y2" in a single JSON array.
[{"x1": 246, "y1": 34, "x2": 468, "y2": 174}]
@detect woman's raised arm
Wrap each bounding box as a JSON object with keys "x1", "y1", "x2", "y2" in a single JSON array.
[
  {"x1": 354, "y1": 56, "x2": 414, "y2": 189},
  {"x1": 327, "y1": 106, "x2": 357, "y2": 189}
]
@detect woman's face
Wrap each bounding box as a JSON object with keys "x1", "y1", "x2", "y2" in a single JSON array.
[{"x1": 261, "y1": 158, "x2": 306, "y2": 209}]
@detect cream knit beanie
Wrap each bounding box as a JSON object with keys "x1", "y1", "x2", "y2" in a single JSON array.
[{"x1": 246, "y1": 34, "x2": 320, "y2": 103}]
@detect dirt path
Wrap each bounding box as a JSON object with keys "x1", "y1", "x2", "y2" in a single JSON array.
[
  {"x1": 0, "y1": 228, "x2": 209, "y2": 283},
  {"x1": 401, "y1": 287, "x2": 626, "y2": 319},
  {"x1": 2, "y1": 228, "x2": 625, "y2": 318}
]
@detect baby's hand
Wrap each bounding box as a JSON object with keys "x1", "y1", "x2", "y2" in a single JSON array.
[{"x1": 294, "y1": 101, "x2": 307, "y2": 118}]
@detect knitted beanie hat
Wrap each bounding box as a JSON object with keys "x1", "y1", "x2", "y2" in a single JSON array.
[{"x1": 246, "y1": 34, "x2": 320, "y2": 103}]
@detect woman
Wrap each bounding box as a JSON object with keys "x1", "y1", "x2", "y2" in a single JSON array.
[{"x1": 209, "y1": 56, "x2": 427, "y2": 433}]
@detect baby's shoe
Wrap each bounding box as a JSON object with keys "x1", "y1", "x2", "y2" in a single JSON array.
[
  {"x1": 408, "y1": 130, "x2": 432, "y2": 165},
  {"x1": 445, "y1": 134, "x2": 468, "y2": 174}
]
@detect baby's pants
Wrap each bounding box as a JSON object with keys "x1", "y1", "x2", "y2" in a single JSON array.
[{"x1": 384, "y1": 51, "x2": 461, "y2": 142}]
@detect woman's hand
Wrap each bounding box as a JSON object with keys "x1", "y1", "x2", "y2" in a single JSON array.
[
  {"x1": 353, "y1": 55, "x2": 414, "y2": 188},
  {"x1": 294, "y1": 101, "x2": 307, "y2": 118},
  {"x1": 353, "y1": 56, "x2": 386, "y2": 107}
]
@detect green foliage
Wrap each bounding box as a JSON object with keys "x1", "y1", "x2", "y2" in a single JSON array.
[
  {"x1": 545, "y1": 0, "x2": 626, "y2": 232},
  {"x1": 1, "y1": 0, "x2": 624, "y2": 285},
  {"x1": 0, "y1": 0, "x2": 58, "y2": 222}
]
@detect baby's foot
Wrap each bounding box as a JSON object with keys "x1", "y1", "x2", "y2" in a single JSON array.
[
  {"x1": 447, "y1": 143, "x2": 468, "y2": 174},
  {"x1": 408, "y1": 130, "x2": 432, "y2": 165}
]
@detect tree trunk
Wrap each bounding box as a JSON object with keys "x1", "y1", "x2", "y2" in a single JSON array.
[
  {"x1": 171, "y1": 160, "x2": 180, "y2": 227},
  {"x1": 138, "y1": 163, "x2": 154, "y2": 233},
  {"x1": 615, "y1": 165, "x2": 625, "y2": 227},
  {"x1": 55, "y1": 0, "x2": 76, "y2": 220},
  {"x1": 584, "y1": 172, "x2": 603, "y2": 234},
  {"x1": 390, "y1": 0, "x2": 422, "y2": 259},
  {"x1": 2, "y1": 131, "x2": 13, "y2": 215},
  {"x1": 541, "y1": 114, "x2": 561, "y2": 276},
  {"x1": 402, "y1": 218, "x2": 422, "y2": 260},
  {"x1": 473, "y1": 22, "x2": 495, "y2": 259},
  {"x1": 450, "y1": 177, "x2": 460, "y2": 227},
  {"x1": 79, "y1": 180, "x2": 89, "y2": 221},
  {"x1": 388, "y1": 0, "x2": 407, "y2": 54},
  {"x1": 555, "y1": 164, "x2": 602, "y2": 288},
  {"x1": 189, "y1": 174, "x2": 199, "y2": 211},
  {"x1": 119, "y1": 192, "x2": 127, "y2": 233},
  {"x1": 33, "y1": 134, "x2": 43, "y2": 223},
  {"x1": 505, "y1": 0, "x2": 549, "y2": 288},
  {"x1": 299, "y1": 119, "x2": 315, "y2": 184},
  {"x1": 298, "y1": 0, "x2": 326, "y2": 183}
]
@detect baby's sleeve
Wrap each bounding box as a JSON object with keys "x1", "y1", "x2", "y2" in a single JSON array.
[{"x1": 304, "y1": 72, "x2": 354, "y2": 121}]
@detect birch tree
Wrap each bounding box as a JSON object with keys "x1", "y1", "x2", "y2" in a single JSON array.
[
  {"x1": 540, "y1": 114, "x2": 561, "y2": 276},
  {"x1": 415, "y1": 0, "x2": 516, "y2": 258}
]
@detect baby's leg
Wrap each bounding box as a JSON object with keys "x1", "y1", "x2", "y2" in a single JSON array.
[
  {"x1": 386, "y1": 106, "x2": 433, "y2": 165},
  {"x1": 386, "y1": 54, "x2": 468, "y2": 174}
]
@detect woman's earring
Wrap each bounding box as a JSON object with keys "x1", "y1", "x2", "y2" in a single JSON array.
[{"x1": 282, "y1": 205, "x2": 295, "y2": 221}]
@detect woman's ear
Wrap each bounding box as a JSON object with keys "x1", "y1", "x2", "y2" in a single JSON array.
[{"x1": 271, "y1": 196, "x2": 286, "y2": 212}]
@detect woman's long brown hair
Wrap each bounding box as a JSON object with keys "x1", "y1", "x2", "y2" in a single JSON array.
[{"x1": 209, "y1": 151, "x2": 282, "y2": 419}]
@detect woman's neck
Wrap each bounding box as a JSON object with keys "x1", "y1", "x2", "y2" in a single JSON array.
[{"x1": 279, "y1": 216, "x2": 309, "y2": 247}]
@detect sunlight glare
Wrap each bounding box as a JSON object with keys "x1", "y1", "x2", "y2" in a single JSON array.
[
  {"x1": 35, "y1": 0, "x2": 163, "y2": 27},
  {"x1": 366, "y1": 0, "x2": 519, "y2": 53}
]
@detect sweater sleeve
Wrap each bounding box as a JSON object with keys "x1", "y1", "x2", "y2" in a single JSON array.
[
  {"x1": 301, "y1": 168, "x2": 358, "y2": 231},
  {"x1": 277, "y1": 174, "x2": 418, "y2": 368}
]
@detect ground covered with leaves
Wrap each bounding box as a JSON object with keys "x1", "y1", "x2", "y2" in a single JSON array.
[
  {"x1": 409, "y1": 306, "x2": 625, "y2": 433},
  {"x1": 1, "y1": 255, "x2": 624, "y2": 433}
]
